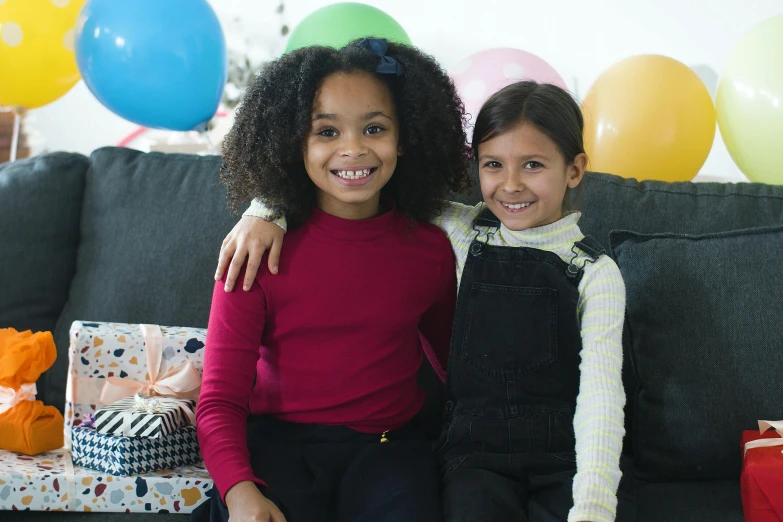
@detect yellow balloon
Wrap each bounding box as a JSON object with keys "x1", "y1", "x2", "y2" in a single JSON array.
[
  {"x1": 0, "y1": 0, "x2": 86, "y2": 109},
  {"x1": 716, "y1": 15, "x2": 783, "y2": 185},
  {"x1": 582, "y1": 55, "x2": 716, "y2": 182}
]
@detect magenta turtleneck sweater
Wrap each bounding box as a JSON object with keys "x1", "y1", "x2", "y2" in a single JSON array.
[{"x1": 197, "y1": 205, "x2": 456, "y2": 498}]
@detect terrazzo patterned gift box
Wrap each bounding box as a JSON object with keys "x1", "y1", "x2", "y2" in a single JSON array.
[
  {"x1": 0, "y1": 448, "x2": 212, "y2": 513},
  {"x1": 65, "y1": 321, "x2": 206, "y2": 446}
]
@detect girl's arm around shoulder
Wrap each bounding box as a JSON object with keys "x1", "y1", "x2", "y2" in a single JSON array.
[
  {"x1": 432, "y1": 200, "x2": 484, "y2": 244},
  {"x1": 216, "y1": 199, "x2": 287, "y2": 292}
]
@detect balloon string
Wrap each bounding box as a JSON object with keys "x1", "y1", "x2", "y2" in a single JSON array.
[
  {"x1": 117, "y1": 126, "x2": 149, "y2": 148},
  {"x1": 10, "y1": 108, "x2": 21, "y2": 162}
]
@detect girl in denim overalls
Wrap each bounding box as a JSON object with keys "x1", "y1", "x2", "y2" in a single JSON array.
[
  {"x1": 221, "y1": 81, "x2": 626, "y2": 522},
  {"x1": 432, "y1": 82, "x2": 626, "y2": 522}
]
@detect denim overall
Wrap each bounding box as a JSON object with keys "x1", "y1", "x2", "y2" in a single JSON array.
[{"x1": 438, "y1": 209, "x2": 605, "y2": 522}]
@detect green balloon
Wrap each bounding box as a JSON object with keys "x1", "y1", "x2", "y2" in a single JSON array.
[
  {"x1": 285, "y1": 2, "x2": 411, "y2": 53},
  {"x1": 716, "y1": 14, "x2": 783, "y2": 184}
]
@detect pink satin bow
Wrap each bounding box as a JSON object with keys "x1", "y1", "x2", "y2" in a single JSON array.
[
  {"x1": 0, "y1": 382, "x2": 37, "y2": 415},
  {"x1": 99, "y1": 324, "x2": 201, "y2": 405}
]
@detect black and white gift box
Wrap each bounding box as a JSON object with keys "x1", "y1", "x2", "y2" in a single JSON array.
[
  {"x1": 94, "y1": 394, "x2": 196, "y2": 438},
  {"x1": 71, "y1": 425, "x2": 202, "y2": 476}
]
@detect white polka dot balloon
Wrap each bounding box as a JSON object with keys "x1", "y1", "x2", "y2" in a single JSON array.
[
  {"x1": 450, "y1": 48, "x2": 567, "y2": 140},
  {"x1": 0, "y1": 0, "x2": 85, "y2": 108}
]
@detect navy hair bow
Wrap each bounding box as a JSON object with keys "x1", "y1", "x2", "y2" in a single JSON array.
[{"x1": 356, "y1": 38, "x2": 405, "y2": 76}]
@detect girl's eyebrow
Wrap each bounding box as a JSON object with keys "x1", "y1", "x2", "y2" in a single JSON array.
[
  {"x1": 364, "y1": 111, "x2": 393, "y2": 121},
  {"x1": 479, "y1": 153, "x2": 550, "y2": 161},
  {"x1": 312, "y1": 111, "x2": 393, "y2": 122},
  {"x1": 519, "y1": 154, "x2": 549, "y2": 161}
]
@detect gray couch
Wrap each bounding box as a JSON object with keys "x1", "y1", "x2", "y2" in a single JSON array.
[{"x1": 2, "y1": 147, "x2": 783, "y2": 521}]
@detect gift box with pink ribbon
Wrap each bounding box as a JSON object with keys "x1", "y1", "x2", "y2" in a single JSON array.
[
  {"x1": 65, "y1": 321, "x2": 205, "y2": 446},
  {"x1": 741, "y1": 420, "x2": 783, "y2": 522}
]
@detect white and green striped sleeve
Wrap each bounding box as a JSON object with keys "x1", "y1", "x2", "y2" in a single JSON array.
[
  {"x1": 243, "y1": 198, "x2": 287, "y2": 232},
  {"x1": 569, "y1": 256, "x2": 627, "y2": 522},
  {"x1": 433, "y1": 201, "x2": 483, "y2": 244}
]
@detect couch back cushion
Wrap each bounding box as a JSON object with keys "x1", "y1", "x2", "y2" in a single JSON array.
[
  {"x1": 612, "y1": 226, "x2": 783, "y2": 481},
  {"x1": 580, "y1": 173, "x2": 783, "y2": 481},
  {"x1": 0, "y1": 153, "x2": 88, "y2": 333},
  {"x1": 576, "y1": 171, "x2": 783, "y2": 248},
  {"x1": 47, "y1": 148, "x2": 240, "y2": 410}
]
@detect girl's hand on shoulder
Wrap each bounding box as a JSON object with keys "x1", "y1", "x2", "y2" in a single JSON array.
[
  {"x1": 225, "y1": 481, "x2": 286, "y2": 522},
  {"x1": 216, "y1": 216, "x2": 286, "y2": 292}
]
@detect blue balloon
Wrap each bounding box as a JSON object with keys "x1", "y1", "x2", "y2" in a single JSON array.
[{"x1": 75, "y1": 0, "x2": 227, "y2": 131}]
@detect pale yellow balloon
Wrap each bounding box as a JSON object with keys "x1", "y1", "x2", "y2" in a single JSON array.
[
  {"x1": 582, "y1": 55, "x2": 716, "y2": 182},
  {"x1": 0, "y1": 0, "x2": 86, "y2": 109},
  {"x1": 717, "y1": 15, "x2": 783, "y2": 185}
]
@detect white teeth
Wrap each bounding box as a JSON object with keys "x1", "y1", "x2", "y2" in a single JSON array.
[
  {"x1": 503, "y1": 202, "x2": 532, "y2": 210},
  {"x1": 334, "y1": 168, "x2": 372, "y2": 179}
]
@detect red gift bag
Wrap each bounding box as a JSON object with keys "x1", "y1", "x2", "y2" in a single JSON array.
[{"x1": 741, "y1": 421, "x2": 783, "y2": 522}]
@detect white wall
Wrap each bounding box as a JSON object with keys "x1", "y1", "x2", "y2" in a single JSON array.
[{"x1": 26, "y1": 0, "x2": 783, "y2": 182}]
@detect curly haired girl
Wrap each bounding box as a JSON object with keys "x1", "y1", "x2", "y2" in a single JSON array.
[{"x1": 193, "y1": 38, "x2": 471, "y2": 522}]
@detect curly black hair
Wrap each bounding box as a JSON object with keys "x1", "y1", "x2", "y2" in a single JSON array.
[{"x1": 220, "y1": 39, "x2": 472, "y2": 229}]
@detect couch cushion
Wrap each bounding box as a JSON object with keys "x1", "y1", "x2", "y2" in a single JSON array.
[
  {"x1": 0, "y1": 152, "x2": 88, "y2": 333},
  {"x1": 636, "y1": 480, "x2": 743, "y2": 522},
  {"x1": 47, "y1": 147, "x2": 240, "y2": 411},
  {"x1": 574, "y1": 172, "x2": 783, "y2": 251},
  {"x1": 571, "y1": 173, "x2": 783, "y2": 463},
  {"x1": 611, "y1": 226, "x2": 783, "y2": 482}
]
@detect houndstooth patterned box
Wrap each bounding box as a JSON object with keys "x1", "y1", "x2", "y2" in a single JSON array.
[{"x1": 71, "y1": 425, "x2": 201, "y2": 476}]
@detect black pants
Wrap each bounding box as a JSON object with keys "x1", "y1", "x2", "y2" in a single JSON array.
[
  {"x1": 441, "y1": 449, "x2": 637, "y2": 522},
  {"x1": 191, "y1": 416, "x2": 442, "y2": 522},
  {"x1": 441, "y1": 448, "x2": 576, "y2": 522}
]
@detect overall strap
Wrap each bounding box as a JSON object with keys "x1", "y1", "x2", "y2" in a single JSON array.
[
  {"x1": 469, "y1": 208, "x2": 501, "y2": 256},
  {"x1": 566, "y1": 235, "x2": 606, "y2": 279},
  {"x1": 574, "y1": 236, "x2": 605, "y2": 259},
  {"x1": 472, "y1": 207, "x2": 501, "y2": 230}
]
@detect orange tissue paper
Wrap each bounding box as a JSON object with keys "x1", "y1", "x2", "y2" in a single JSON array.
[{"x1": 0, "y1": 328, "x2": 64, "y2": 455}]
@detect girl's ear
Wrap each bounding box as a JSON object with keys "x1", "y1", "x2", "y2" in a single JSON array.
[
  {"x1": 397, "y1": 144, "x2": 403, "y2": 156},
  {"x1": 567, "y1": 153, "x2": 588, "y2": 189}
]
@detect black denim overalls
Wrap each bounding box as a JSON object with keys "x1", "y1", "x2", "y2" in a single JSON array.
[{"x1": 438, "y1": 208, "x2": 604, "y2": 522}]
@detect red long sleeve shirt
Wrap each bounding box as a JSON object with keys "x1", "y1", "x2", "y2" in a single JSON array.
[{"x1": 197, "y1": 206, "x2": 456, "y2": 499}]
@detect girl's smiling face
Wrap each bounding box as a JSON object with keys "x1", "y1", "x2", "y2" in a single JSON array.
[
  {"x1": 478, "y1": 120, "x2": 587, "y2": 231},
  {"x1": 303, "y1": 71, "x2": 401, "y2": 220}
]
